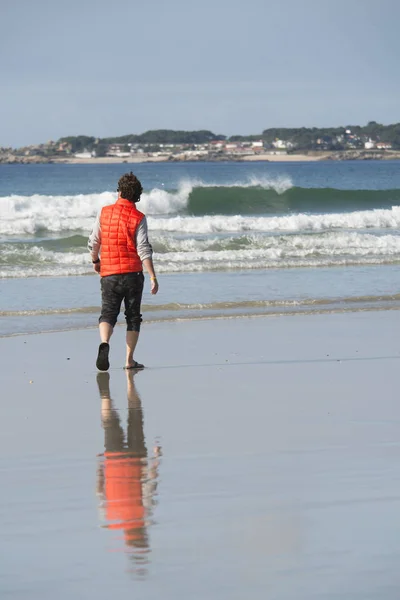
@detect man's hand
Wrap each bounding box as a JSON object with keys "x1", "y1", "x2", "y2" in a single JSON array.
[
  {"x1": 151, "y1": 277, "x2": 159, "y2": 295},
  {"x1": 93, "y1": 261, "x2": 101, "y2": 274}
]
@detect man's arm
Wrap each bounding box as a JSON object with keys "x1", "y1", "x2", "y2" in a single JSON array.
[
  {"x1": 88, "y1": 212, "x2": 102, "y2": 273},
  {"x1": 136, "y1": 217, "x2": 158, "y2": 295}
]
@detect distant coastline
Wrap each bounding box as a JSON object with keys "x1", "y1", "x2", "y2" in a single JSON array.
[{"x1": 2, "y1": 122, "x2": 400, "y2": 165}]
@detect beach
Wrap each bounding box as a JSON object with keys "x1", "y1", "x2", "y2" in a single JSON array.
[
  {"x1": 53, "y1": 153, "x2": 325, "y2": 164},
  {"x1": 2, "y1": 159, "x2": 400, "y2": 598},
  {"x1": 1, "y1": 311, "x2": 400, "y2": 599},
  {"x1": 12, "y1": 152, "x2": 400, "y2": 165}
]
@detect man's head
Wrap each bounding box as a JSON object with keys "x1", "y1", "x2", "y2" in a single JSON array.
[{"x1": 117, "y1": 172, "x2": 143, "y2": 203}]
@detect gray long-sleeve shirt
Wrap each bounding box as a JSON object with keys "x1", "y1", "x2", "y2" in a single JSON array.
[{"x1": 88, "y1": 211, "x2": 153, "y2": 263}]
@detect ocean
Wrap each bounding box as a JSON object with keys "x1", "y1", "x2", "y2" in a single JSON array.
[{"x1": 1, "y1": 160, "x2": 400, "y2": 336}]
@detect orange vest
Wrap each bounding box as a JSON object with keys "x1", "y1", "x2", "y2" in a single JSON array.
[
  {"x1": 100, "y1": 198, "x2": 144, "y2": 277},
  {"x1": 103, "y1": 453, "x2": 146, "y2": 545}
]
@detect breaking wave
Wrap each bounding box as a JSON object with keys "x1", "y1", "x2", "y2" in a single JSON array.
[
  {"x1": 186, "y1": 186, "x2": 400, "y2": 216},
  {"x1": 2, "y1": 175, "x2": 400, "y2": 279},
  {"x1": 0, "y1": 177, "x2": 290, "y2": 234},
  {"x1": 2, "y1": 177, "x2": 400, "y2": 235}
]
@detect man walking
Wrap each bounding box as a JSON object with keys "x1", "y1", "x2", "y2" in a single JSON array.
[{"x1": 88, "y1": 172, "x2": 158, "y2": 371}]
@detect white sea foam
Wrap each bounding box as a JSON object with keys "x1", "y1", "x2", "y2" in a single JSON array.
[
  {"x1": 0, "y1": 192, "x2": 114, "y2": 235},
  {"x1": 140, "y1": 181, "x2": 193, "y2": 214},
  {"x1": 151, "y1": 231, "x2": 400, "y2": 255},
  {"x1": 0, "y1": 186, "x2": 192, "y2": 234},
  {"x1": 0, "y1": 255, "x2": 395, "y2": 279},
  {"x1": 194, "y1": 175, "x2": 294, "y2": 193},
  {"x1": 244, "y1": 175, "x2": 293, "y2": 193},
  {"x1": 152, "y1": 231, "x2": 400, "y2": 267},
  {"x1": 2, "y1": 231, "x2": 400, "y2": 278},
  {"x1": 148, "y1": 206, "x2": 400, "y2": 234}
]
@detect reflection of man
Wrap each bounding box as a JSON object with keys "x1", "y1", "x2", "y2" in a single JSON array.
[{"x1": 96, "y1": 371, "x2": 161, "y2": 567}]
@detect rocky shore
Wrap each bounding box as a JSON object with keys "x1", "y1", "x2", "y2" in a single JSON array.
[
  {"x1": 323, "y1": 150, "x2": 400, "y2": 161},
  {"x1": 0, "y1": 154, "x2": 53, "y2": 164}
]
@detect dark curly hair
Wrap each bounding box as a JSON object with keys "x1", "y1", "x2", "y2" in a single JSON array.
[{"x1": 117, "y1": 172, "x2": 143, "y2": 203}]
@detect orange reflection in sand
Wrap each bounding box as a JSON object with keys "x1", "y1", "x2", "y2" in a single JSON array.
[{"x1": 96, "y1": 371, "x2": 161, "y2": 574}]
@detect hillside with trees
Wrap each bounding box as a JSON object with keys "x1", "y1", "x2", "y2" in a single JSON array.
[
  {"x1": 58, "y1": 130, "x2": 226, "y2": 153},
  {"x1": 261, "y1": 122, "x2": 400, "y2": 150}
]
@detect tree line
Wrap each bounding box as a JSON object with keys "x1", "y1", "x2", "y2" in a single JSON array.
[
  {"x1": 261, "y1": 122, "x2": 400, "y2": 149},
  {"x1": 59, "y1": 130, "x2": 226, "y2": 153}
]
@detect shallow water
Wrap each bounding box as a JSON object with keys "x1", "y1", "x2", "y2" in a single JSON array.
[
  {"x1": 2, "y1": 264, "x2": 400, "y2": 336},
  {"x1": 2, "y1": 161, "x2": 400, "y2": 337}
]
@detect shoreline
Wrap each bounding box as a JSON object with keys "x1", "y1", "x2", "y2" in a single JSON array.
[
  {"x1": 2, "y1": 300, "x2": 400, "y2": 340},
  {"x1": 3, "y1": 266, "x2": 400, "y2": 338},
  {"x1": 0, "y1": 154, "x2": 322, "y2": 165},
  {"x1": 53, "y1": 153, "x2": 326, "y2": 164},
  {"x1": 2, "y1": 150, "x2": 400, "y2": 165}
]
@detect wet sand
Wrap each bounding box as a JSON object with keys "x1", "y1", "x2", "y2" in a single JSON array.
[{"x1": 1, "y1": 312, "x2": 400, "y2": 599}]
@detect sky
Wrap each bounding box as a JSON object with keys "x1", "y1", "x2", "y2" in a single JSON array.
[{"x1": 1, "y1": 0, "x2": 400, "y2": 146}]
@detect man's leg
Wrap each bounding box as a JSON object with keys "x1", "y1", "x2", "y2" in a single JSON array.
[
  {"x1": 99, "y1": 322, "x2": 114, "y2": 344},
  {"x1": 126, "y1": 370, "x2": 147, "y2": 455},
  {"x1": 126, "y1": 330, "x2": 140, "y2": 367},
  {"x1": 97, "y1": 276, "x2": 123, "y2": 371},
  {"x1": 123, "y1": 273, "x2": 144, "y2": 368}
]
